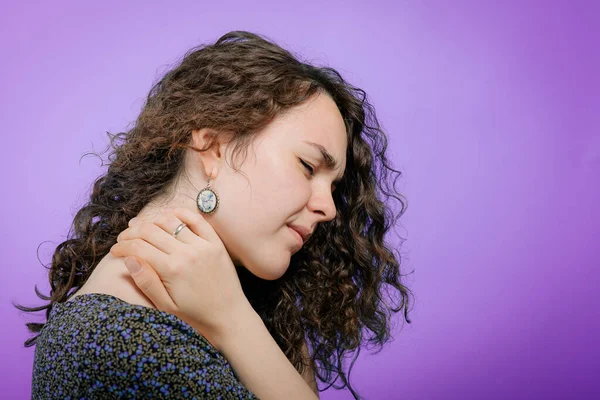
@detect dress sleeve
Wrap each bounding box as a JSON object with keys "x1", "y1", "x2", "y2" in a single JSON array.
[{"x1": 75, "y1": 308, "x2": 258, "y2": 399}]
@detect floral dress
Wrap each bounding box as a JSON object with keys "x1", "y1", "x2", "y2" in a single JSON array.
[{"x1": 31, "y1": 293, "x2": 258, "y2": 399}]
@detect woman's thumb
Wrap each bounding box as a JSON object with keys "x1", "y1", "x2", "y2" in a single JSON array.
[
  {"x1": 124, "y1": 256, "x2": 142, "y2": 275},
  {"x1": 123, "y1": 256, "x2": 177, "y2": 314}
]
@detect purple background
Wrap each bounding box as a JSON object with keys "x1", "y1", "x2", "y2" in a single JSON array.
[{"x1": 1, "y1": 1, "x2": 598, "y2": 398}]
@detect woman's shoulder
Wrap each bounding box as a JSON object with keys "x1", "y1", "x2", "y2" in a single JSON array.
[
  {"x1": 39, "y1": 292, "x2": 222, "y2": 359},
  {"x1": 32, "y1": 293, "x2": 257, "y2": 399}
]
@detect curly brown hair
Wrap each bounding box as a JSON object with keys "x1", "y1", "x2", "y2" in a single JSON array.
[{"x1": 14, "y1": 30, "x2": 414, "y2": 399}]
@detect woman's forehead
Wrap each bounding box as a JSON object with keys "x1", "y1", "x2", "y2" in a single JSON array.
[{"x1": 291, "y1": 96, "x2": 346, "y2": 141}]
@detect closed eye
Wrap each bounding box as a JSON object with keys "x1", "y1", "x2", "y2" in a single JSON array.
[{"x1": 299, "y1": 158, "x2": 314, "y2": 175}]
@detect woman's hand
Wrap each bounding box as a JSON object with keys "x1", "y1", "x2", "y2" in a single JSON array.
[{"x1": 109, "y1": 207, "x2": 251, "y2": 346}]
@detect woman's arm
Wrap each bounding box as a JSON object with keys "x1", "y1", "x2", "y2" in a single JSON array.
[
  {"x1": 203, "y1": 302, "x2": 319, "y2": 400},
  {"x1": 300, "y1": 340, "x2": 320, "y2": 398}
]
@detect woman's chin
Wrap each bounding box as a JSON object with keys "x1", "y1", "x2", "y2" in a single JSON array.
[
  {"x1": 232, "y1": 245, "x2": 293, "y2": 281},
  {"x1": 250, "y1": 267, "x2": 287, "y2": 281},
  {"x1": 244, "y1": 260, "x2": 290, "y2": 281}
]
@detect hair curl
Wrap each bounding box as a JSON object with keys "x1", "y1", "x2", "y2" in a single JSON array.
[{"x1": 14, "y1": 30, "x2": 414, "y2": 399}]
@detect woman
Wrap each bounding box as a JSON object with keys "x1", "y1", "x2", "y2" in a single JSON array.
[{"x1": 16, "y1": 30, "x2": 413, "y2": 399}]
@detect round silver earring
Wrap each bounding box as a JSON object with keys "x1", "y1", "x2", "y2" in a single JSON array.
[{"x1": 196, "y1": 176, "x2": 219, "y2": 214}]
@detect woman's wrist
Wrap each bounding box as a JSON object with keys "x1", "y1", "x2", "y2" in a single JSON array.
[
  {"x1": 184, "y1": 299, "x2": 256, "y2": 352},
  {"x1": 207, "y1": 300, "x2": 258, "y2": 352}
]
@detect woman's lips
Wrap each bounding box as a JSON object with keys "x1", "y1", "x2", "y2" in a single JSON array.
[{"x1": 287, "y1": 225, "x2": 304, "y2": 249}]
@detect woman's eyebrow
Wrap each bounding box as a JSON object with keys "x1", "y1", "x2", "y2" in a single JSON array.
[{"x1": 302, "y1": 140, "x2": 344, "y2": 182}]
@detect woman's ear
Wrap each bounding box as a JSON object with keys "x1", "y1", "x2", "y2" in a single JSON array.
[
  {"x1": 192, "y1": 128, "x2": 224, "y2": 180},
  {"x1": 192, "y1": 128, "x2": 217, "y2": 150}
]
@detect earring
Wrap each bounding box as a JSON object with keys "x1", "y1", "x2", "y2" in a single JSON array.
[{"x1": 196, "y1": 176, "x2": 220, "y2": 214}]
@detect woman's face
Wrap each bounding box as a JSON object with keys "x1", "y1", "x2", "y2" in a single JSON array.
[{"x1": 190, "y1": 92, "x2": 347, "y2": 280}]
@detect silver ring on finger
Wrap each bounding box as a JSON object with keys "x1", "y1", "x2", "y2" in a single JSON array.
[{"x1": 172, "y1": 222, "x2": 187, "y2": 239}]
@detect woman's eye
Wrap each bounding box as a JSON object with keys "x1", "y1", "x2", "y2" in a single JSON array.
[{"x1": 299, "y1": 158, "x2": 314, "y2": 175}]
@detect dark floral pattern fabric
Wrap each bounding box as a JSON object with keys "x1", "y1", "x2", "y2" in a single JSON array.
[{"x1": 31, "y1": 293, "x2": 258, "y2": 399}]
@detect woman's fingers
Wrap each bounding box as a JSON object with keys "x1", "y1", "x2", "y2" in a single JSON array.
[
  {"x1": 124, "y1": 256, "x2": 177, "y2": 314},
  {"x1": 110, "y1": 237, "x2": 171, "y2": 275},
  {"x1": 172, "y1": 207, "x2": 221, "y2": 243},
  {"x1": 117, "y1": 219, "x2": 187, "y2": 254},
  {"x1": 154, "y1": 211, "x2": 200, "y2": 244}
]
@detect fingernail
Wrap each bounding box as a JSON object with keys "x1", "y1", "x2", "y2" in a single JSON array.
[{"x1": 124, "y1": 257, "x2": 141, "y2": 274}]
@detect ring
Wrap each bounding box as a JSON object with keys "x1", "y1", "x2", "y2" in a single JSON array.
[{"x1": 172, "y1": 222, "x2": 187, "y2": 238}]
